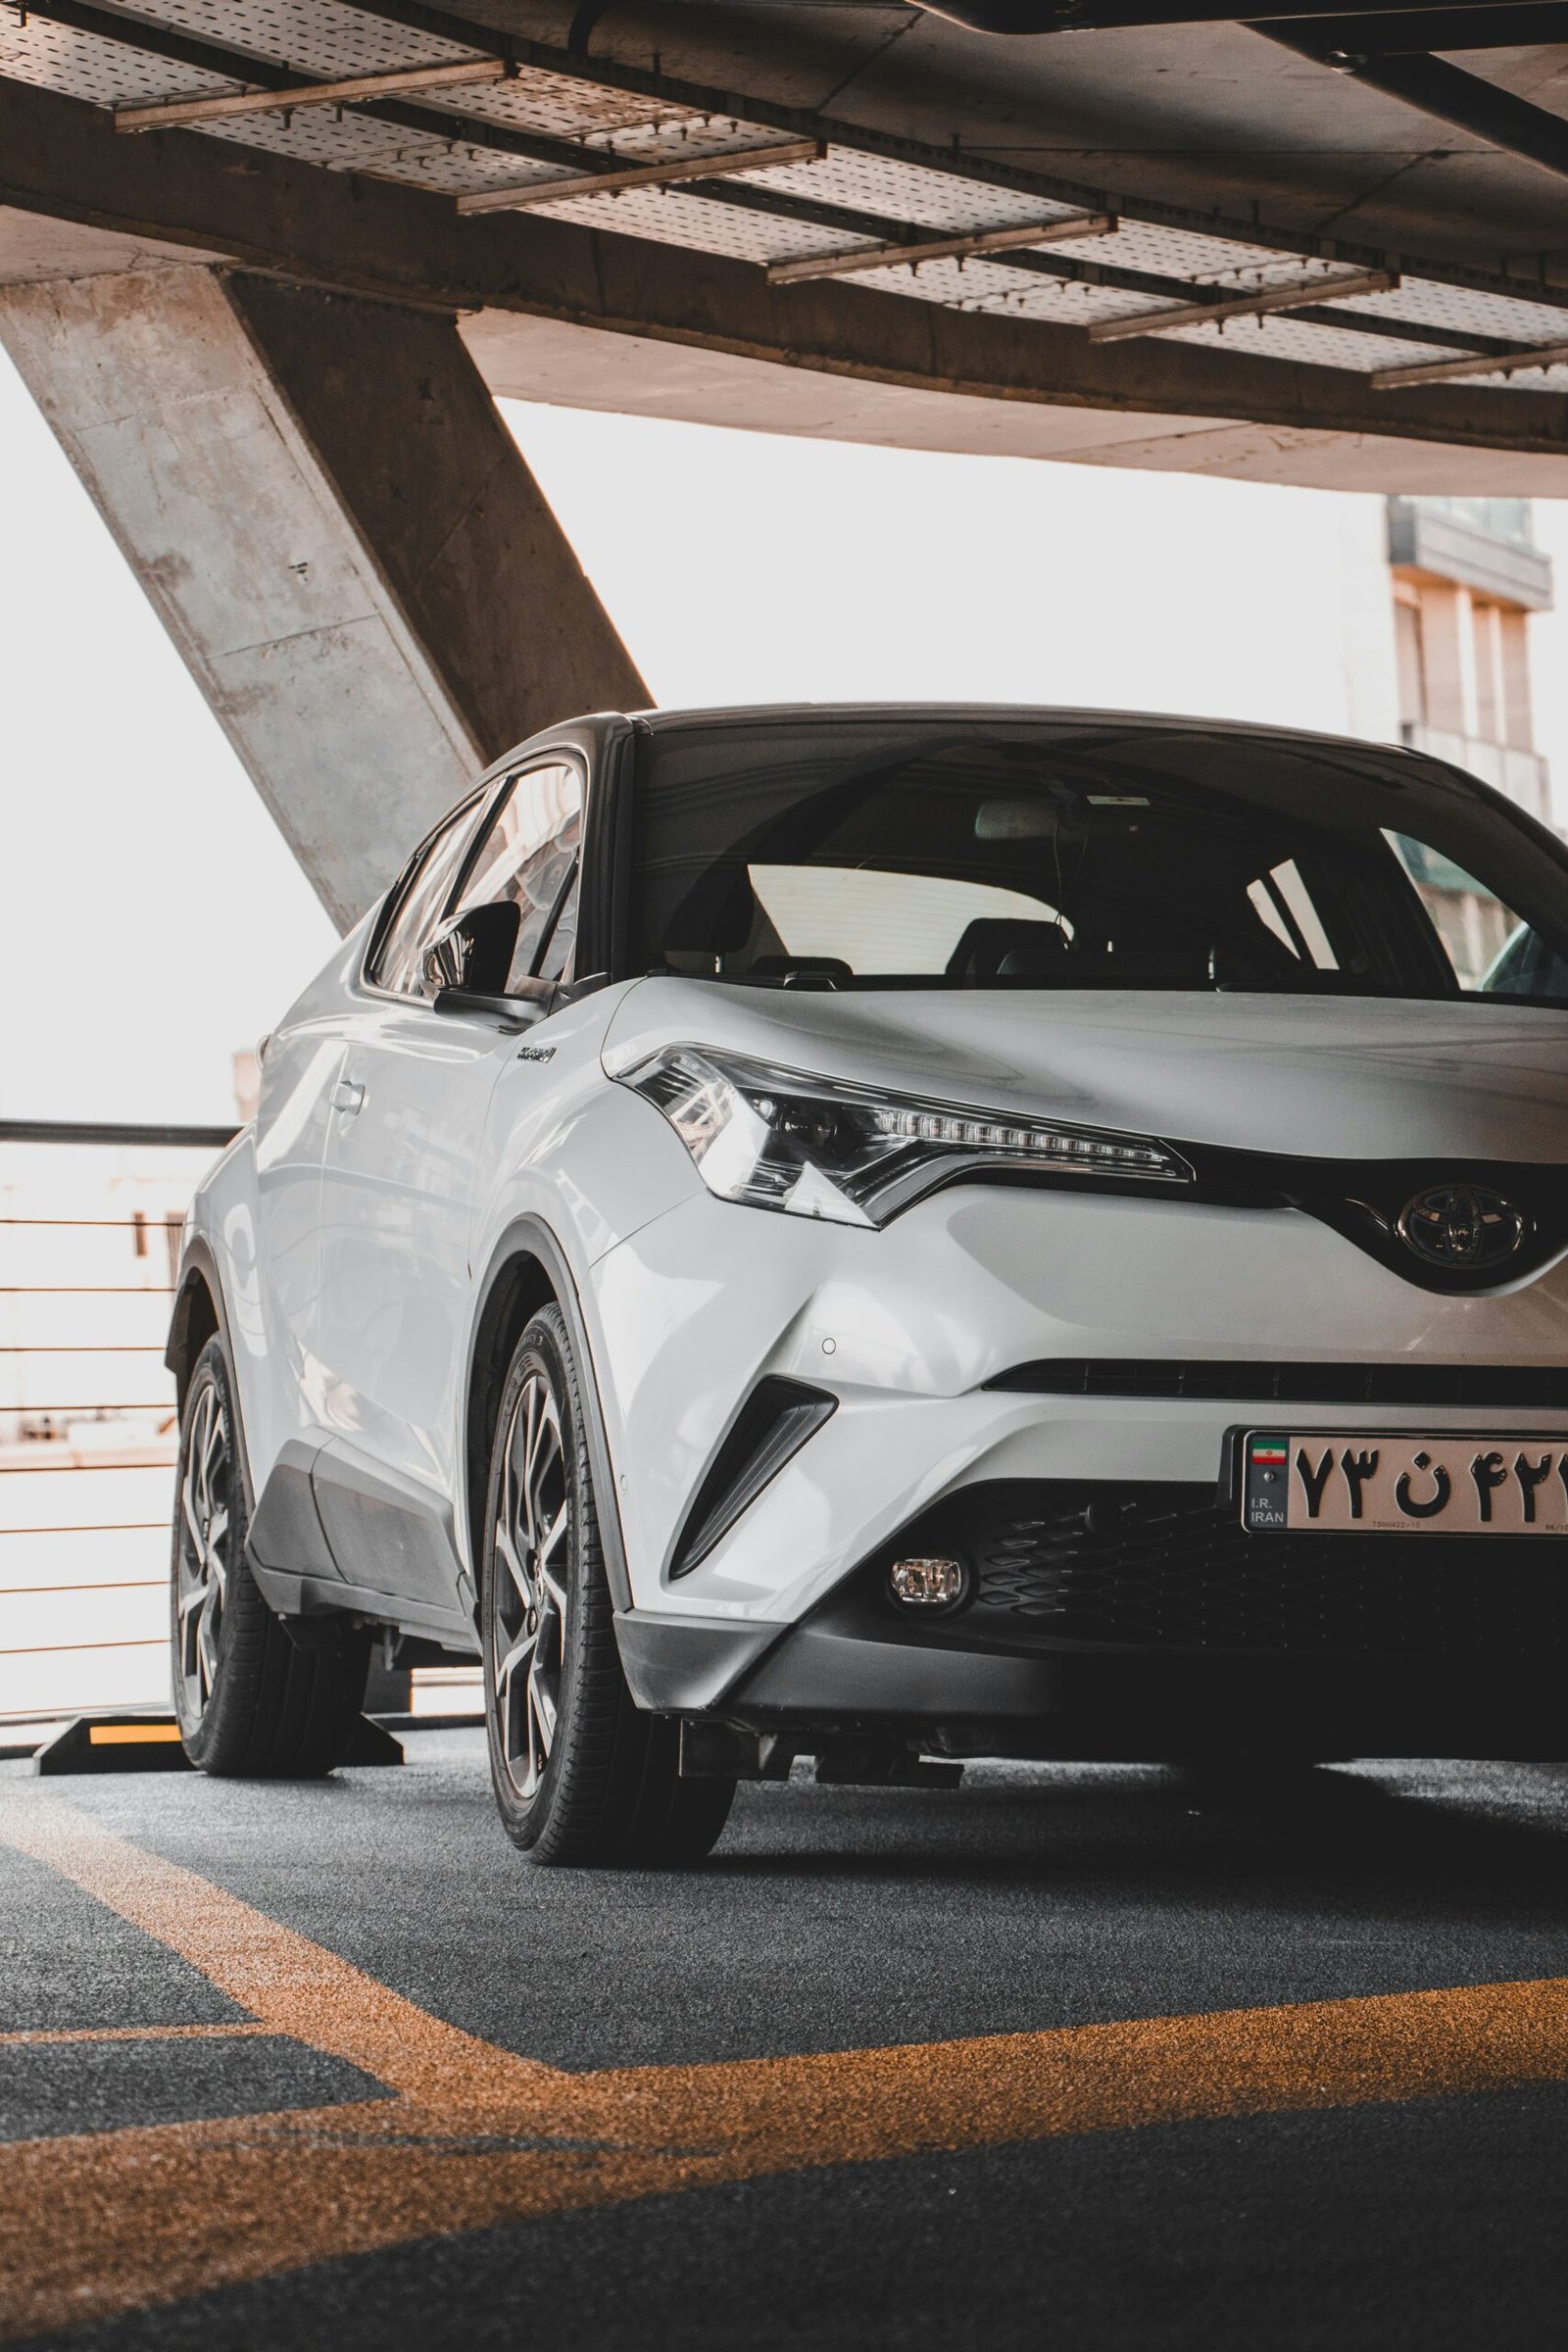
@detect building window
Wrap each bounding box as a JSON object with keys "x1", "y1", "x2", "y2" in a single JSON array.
[{"x1": 1391, "y1": 573, "x2": 1536, "y2": 757}]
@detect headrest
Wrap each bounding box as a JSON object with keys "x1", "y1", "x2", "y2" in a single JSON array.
[
  {"x1": 946, "y1": 918, "x2": 1068, "y2": 981},
  {"x1": 662, "y1": 862, "x2": 759, "y2": 956}
]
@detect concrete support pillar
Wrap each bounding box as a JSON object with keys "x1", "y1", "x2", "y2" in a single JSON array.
[{"x1": 0, "y1": 265, "x2": 647, "y2": 928}]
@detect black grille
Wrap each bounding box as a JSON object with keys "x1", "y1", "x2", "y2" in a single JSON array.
[
  {"x1": 894, "y1": 1482, "x2": 1568, "y2": 1658},
  {"x1": 987, "y1": 1360, "x2": 1568, "y2": 1410}
]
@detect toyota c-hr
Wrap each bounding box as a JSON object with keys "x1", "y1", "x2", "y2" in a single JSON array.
[{"x1": 167, "y1": 706, "x2": 1568, "y2": 1862}]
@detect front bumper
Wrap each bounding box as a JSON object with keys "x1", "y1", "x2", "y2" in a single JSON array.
[
  {"x1": 615, "y1": 1468, "x2": 1568, "y2": 1756},
  {"x1": 736, "y1": 1641, "x2": 1568, "y2": 1762},
  {"x1": 587, "y1": 1179, "x2": 1568, "y2": 1630}
]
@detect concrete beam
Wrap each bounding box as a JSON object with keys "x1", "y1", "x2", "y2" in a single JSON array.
[
  {"x1": 464, "y1": 308, "x2": 1568, "y2": 493},
  {"x1": 0, "y1": 262, "x2": 647, "y2": 927}
]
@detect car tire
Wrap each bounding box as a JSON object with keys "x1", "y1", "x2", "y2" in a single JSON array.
[
  {"x1": 482, "y1": 1304, "x2": 735, "y2": 1866},
  {"x1": 172, "y1": 1336, "x2": 370, "y2": 1777}
]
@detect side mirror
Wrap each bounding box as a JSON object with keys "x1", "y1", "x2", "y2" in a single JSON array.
[
  {"x1": 421, "y1": 923, "x2": 468, "y2": 999},
  {"x1": 421, "y1": 901, "x2": 519, "y2": 1001}
]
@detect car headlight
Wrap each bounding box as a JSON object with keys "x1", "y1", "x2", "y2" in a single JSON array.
[{"x1": 615, "y1": 1045, "x2": 1193, "y2": 1227}]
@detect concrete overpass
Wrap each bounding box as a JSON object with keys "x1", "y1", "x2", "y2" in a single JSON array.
[{"x1": 3, "y1": 0, "x2": 1568, "y2": 914}]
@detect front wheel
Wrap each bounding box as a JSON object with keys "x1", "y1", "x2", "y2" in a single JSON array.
[
  {"x1": 482, "y1": 1305, "x2": 734, "y2": 1865},
  {"x1": 172, "y1": 1336, "x2": 369, "y2": 1776}
]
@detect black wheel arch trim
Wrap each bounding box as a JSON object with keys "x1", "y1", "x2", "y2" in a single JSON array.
[
  {"x1": 165, "y1": 1235, "x2": 257, "y2": 1520},
  {"x1": 468, "y1": 1213, "x2": 635, "y2": 1616},
  {"x1": 612, "y1": 1610, "x2": 791, "y2": 1712}
]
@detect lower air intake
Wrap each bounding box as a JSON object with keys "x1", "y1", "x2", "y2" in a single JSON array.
[{"x1": 670, "y1": 1378, "x2": 837, "y2": 1580}]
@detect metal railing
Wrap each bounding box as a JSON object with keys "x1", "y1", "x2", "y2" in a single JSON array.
[
  {"x1": 0, "y1": 1122, "x2": 234, "y2": 1723},
  {"x1": 0, "y1": 1120, "x2": 480, "y2": 1729}
]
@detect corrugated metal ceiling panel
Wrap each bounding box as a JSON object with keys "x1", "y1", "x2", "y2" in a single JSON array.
[{"x1": 5, "y1": 3, "x2": 1567, "y2": 393}]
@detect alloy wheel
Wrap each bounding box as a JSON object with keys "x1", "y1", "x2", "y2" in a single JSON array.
[
  {"x1": 492, "y1": 1370, "x2": 570, "y2": 1802},
  {"x1": 175, "y1": 1380, "x2": 232, "y2": 1722}
]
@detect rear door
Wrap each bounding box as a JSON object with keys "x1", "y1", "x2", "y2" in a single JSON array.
[{"x1": 314, "y1": 754, "x2": 586, "y2": 1615}]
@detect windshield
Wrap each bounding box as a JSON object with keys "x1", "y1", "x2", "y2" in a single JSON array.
[{"x1": 631, "y1": 716, "x2": 1568, "y2": 1005}]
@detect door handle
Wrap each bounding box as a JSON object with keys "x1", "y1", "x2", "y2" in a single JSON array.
[{"x1": 330, "y1": 1078, "x2": 366, "y2": 1116}]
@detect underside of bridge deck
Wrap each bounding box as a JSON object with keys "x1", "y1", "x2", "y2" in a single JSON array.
[{"x1": 2, "y1": 2, "x2": 1566, "y2": 478}]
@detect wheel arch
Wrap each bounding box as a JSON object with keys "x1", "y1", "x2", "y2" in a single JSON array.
[
  {"x1": 166, "y1": 1262, "x2": 218, "y2": 1408},
  {"x1": 164, "y1": 1238, "x2": 257, "y2": 1517},
  {"x1": 466, "y1": 1217, "x2": 633, "y2": 1614}
]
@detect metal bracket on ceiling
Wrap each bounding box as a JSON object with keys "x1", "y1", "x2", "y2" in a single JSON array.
[
  {"x1": 1087, "y1": 269, "x2": 1399, "y2": 340},
  {"x1": 112, "y1": 57, "x2": 509, "y2": 133},
  {"x1": 455, "y1": 139, "x2": 826, "y2": 218},
  {"x1": 1373, "y1": 334, "x2": 1568, "y2": 385},
  {"x1": 766, "y1": 212, "x2": 1120, "y2": 283}
]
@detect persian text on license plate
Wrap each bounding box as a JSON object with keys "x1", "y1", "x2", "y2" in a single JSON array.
[{"x1": 1242, "y1": 1431, "x2": 1568, "y2": 1535}]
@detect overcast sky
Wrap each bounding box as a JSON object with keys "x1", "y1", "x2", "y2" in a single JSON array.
[{"x1": 4, "y1": 341, "x2": 1567, "y2": 1125}]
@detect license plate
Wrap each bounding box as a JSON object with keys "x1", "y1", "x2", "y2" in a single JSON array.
[{"x1": 1241, "y1": 1430, "x2": 1568, "y2": 1536}]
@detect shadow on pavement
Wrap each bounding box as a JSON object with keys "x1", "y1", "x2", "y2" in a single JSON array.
[{"x1": 706, "y1": 1758, "x2": 1568, "y2": 1933}]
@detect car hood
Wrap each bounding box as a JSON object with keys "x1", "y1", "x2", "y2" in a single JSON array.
[{"x1": 601, "y1": 979, "x2": 1568, "y2": 1163}]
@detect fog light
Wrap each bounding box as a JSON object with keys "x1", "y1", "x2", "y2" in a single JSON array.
[{"x1": 889, "y1": 1555, "x2": 967, "y2": 1610}]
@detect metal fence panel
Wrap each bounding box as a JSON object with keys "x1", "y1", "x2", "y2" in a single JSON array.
[{"x1": 0, "y1": 1128, "x2": 221, "y2": 1724}]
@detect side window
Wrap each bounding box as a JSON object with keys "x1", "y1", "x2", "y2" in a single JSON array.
[
  {"x1": 368, "y1": 797, "x2": 481, "y2": 997},
  {"x1": 1387, "y1": 832, "x2": 1529, "y2": 991},
  {"x1": 450, "y1": 760, "x2": 583, "y2": 993}
]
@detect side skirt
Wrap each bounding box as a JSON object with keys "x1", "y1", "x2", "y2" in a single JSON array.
[
  {"x1": 246, "y1": 1557, "x2": 478, "y2": 1652},
  {"x1": 246, "y1": 1439, "x2": 479, "y2": 1653}
]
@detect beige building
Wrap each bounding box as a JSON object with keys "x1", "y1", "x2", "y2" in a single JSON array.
[
  {"x1": 1390, "y1": 498, "x2": 1553, "y2": 826},
  {"x1": 1386, "y1": 497, "x2": 1556, "y2": 984}
]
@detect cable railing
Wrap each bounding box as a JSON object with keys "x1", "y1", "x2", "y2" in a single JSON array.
[
  {"x1": 0, "y1": 1120, "x2": 481, "y2": 1731},
  {"x1": 0, "y1": 1121, "x2": 232, "y2": 1724}
]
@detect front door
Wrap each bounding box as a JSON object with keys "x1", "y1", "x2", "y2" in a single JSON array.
[{"x1": 315, "y1": 754, "x2": 586, "y2": 1615}]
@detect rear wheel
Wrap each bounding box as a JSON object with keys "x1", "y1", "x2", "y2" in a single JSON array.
[
  {"x1": 482, "y1": 1304, "x2": 734, "y2": 1865},
  {"x1": 172, "y1": 1336, "x2": 370, "y2": 1776}
]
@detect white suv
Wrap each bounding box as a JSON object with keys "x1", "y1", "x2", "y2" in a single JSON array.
[{"x1": 168, "y1": 706, "x2": 1568, "y2": 1862}]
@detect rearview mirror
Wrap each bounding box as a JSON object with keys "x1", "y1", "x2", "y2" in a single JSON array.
[{"x1": 974, "y1": 798, "x2": 1057, "y2": 842}]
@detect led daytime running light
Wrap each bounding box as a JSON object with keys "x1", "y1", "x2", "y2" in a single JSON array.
[{"x1": 871, "y1": 1105, "x2": 1170, "y2": 1172}]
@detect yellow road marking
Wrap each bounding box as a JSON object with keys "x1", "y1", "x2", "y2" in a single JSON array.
[
  {"x1": 2, "y1": 1793, "x2": 1567, "y2": 2340},
  {"x1": 87, "y1": 1725, "x2": 184, "y2": 1746},
  {"x1": 0, "y1": 1797, "x2": 560, "y2": 2116}
]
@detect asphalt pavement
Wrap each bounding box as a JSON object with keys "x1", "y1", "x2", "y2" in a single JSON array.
[{"x1": 3, "y1": 1731, "x2": 1568, "y2": 2350}]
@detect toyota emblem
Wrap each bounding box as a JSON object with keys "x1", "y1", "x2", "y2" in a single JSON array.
[{"x1": 1396, "y1": 1184, "x2": 1528, "y2": 1271}]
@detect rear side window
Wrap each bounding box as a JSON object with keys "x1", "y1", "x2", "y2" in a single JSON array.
[
  {"x1": 368, "y1": 798, "x2": 480, "y2": 997},
  {"x1": 450, "y1": 760, "x2": 583, "y2": 993}
]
